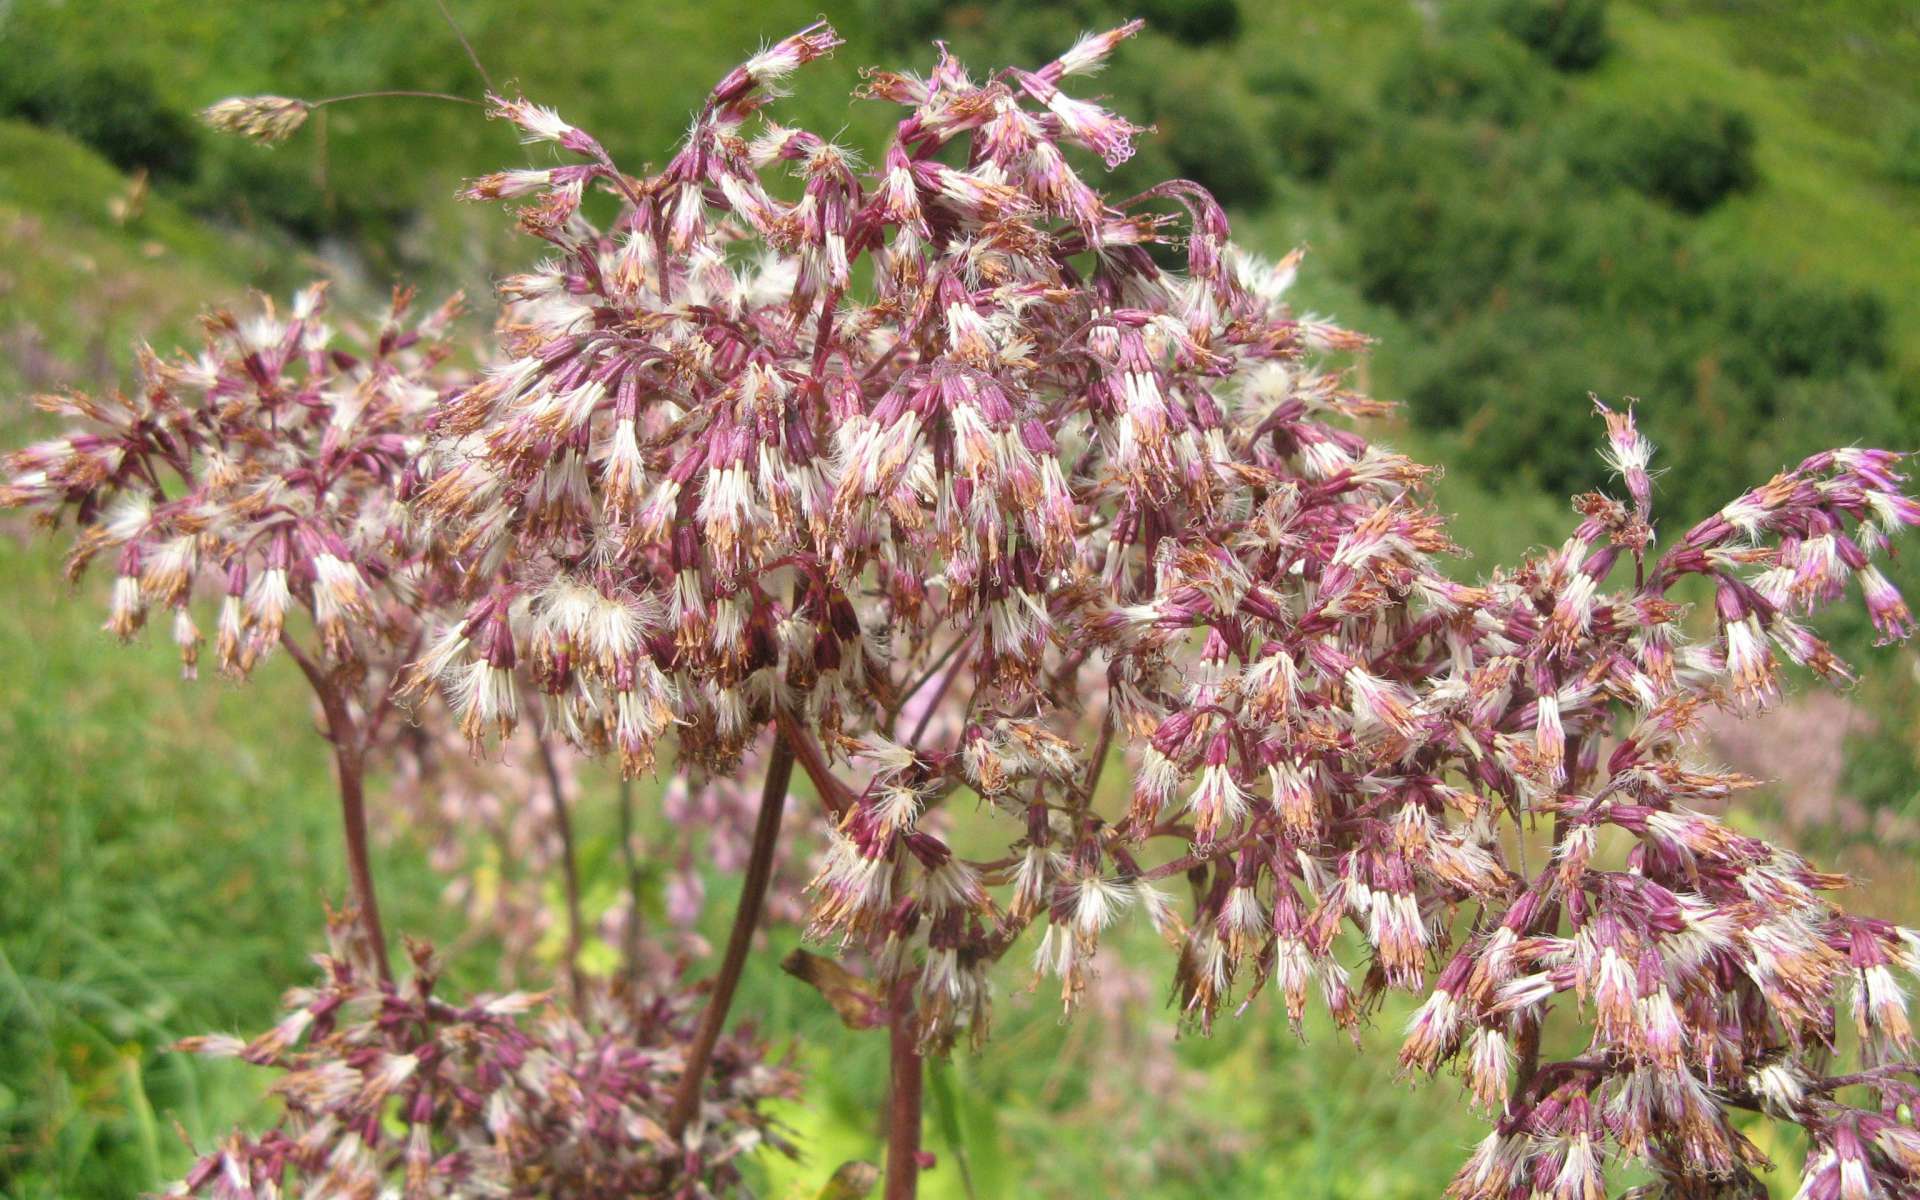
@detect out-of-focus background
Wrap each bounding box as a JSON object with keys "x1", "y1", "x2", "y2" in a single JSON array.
[{"x1": 1, "y1": 1, "x2": 1917, "y2": 1196}]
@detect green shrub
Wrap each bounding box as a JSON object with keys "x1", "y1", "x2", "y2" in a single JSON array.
[
  {"x1": 1335, "y1": 125, "x2": 1532, "y2": 313},
  {"x1": 1335, "y1": 107, "x2": 1895, "y2": 521},
  {"x1": 1885, "y1": 116, "x2": 1920, "y2": 186},
  {"x1": 1488, "y1": 0, "x2": 1610, "y2": 71},
  {"x1": 1379, "y1": 34, "x2": 1548, "y2": 127},
  {"x1": 1138, "y1": 0, "x2": 1242, "y2": 45},
  {"x1": 1252, "y1": 65, "x2": 1371, "y2": 181},
  {"x1": 1155, "y1": 75, "x2": 1273, "y2": 206},
  {"x1": 1343, "y1": 182, "x2": 1518, "y2": 315},
  {"x1": 0, "y1": 31, "x2": 200, "y2": 183},
  {"x1": 1720, "y1": 275, "x2": 1890, "y2": 380},
  {"x1": 1397, "y1": 305, "x2": 1633, "y2": 495},
  {"x1": 855, "y1": 0, "x2": 956, "y2": 52},
  {"x1": 1563, "y1": 99, "x2": 1758, "y2": 213},
  {"x1": 180, "y1": 146, "x2": 344, "y2": 243}
]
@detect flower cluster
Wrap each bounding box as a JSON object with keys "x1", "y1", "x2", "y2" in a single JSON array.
[
  {"x1": 168, "y1": 911, "x2": 795, "y2": 1200},
  {"x1": 414, "y1": 22, "x2": 1920, "y2": 1195},
  {"x1": 201, "y1": 95, "x2": 313, "y2": 146},
  {"x1": 13, "y1": 18, "x2": 1920, "y2": 1197},
  {"x1": 1, "y1": 282, "x2": 458, "y2": 680},
  {"x1": 0, "y1": 281, "x2": 805, "y2": 1193}
]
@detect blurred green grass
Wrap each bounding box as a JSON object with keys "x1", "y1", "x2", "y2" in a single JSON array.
[
  {"x1": 1, "y1": 1, "x2": 1917, "y2": 1196},
  {"x1": 0, "y1": 538, "x2": 456, "y2": 1197}
]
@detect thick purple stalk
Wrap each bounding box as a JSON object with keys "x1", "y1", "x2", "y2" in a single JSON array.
[{"x1": 885, "y1": 975, "x2": 924, "y2": 1200}]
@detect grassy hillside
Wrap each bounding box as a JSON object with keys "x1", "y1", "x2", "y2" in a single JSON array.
[
  {"x1": 1612, "y1": 0, "x2": 1920, "y2": 340},
  {"x1": 0, "y1": 122, "x2": 247, "y2": 387},
  {"x1": 0, "y1": 2, "x2": 1916, "y2": 1197}
]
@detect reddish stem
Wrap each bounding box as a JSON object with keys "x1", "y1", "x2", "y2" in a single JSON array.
[
  {"x1": 885, "y1": 975, "x2": 925, "y2": 1200},
  {"x1": 331, "y1": 737, "x2": 393, "y2": 985},
  {"x1": 905, "y1": 634, "x2": 975, "y2": 750},
  {"x1": 892, "y1": 627, "x2": 974, "y2": 727},
  {"x1": 666, "y1": 732, "x2": 795, "y2": 1138},
  {"x1": 1510, "y1": 812, "x2": 1570, "y2": 1108},
  {"x1": 281, "y1": 633, "x2": 393, "y2": 984},
  {"x1": 774, "y1": 707, "x2": 856, "y2": 817}
]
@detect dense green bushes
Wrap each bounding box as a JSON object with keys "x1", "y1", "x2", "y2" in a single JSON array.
[
  {"x1": 1380, "y1": 35, "x2": 1547, "y2": 126},
  {"x1": 1563, "y1": 98, "x2": 1757, "y2": 212},
  {"x1": 1249, "y1": 65, "x2": 1367, "y2": 182},
  {"x1": 0, "y1": 31, "x2": 200, "y2": 183},
  {"x1": 1324, "y1": 41, "x2": 1895, "y2": 512},
  {"x1": 1487, "y1": 0, "x2": 1611, "y2": 71},
  {"x1": 1137, "y1": 0, "x2": 1242, "y2": 45},
  {"x1": 1115, "y1": 52, "x2": 1274, "y2": 207}
]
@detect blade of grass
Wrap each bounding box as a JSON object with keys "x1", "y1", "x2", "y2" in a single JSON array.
[
  {"x1": 121, "y1": 1051, "x2": 163, "y2": 1184},
  {"x1": 925, "y1": 1055, "x2": 976, "y2": 1200}
]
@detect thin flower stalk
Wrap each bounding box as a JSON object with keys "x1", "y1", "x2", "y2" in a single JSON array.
[
  {"x1": 536, "y1": 736, "x2": 587, "y2": 1002},
  {"x1": 667, "y1": 734, "x2": 796, "y2": 1138}
]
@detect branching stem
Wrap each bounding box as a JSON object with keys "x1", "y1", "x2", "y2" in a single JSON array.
[{"x1": 774, "y1": 707, "x2": 857, "y2": 817}]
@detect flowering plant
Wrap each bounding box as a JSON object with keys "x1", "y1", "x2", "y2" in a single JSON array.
[
  {"x1": 1, "y1": 284, "x2": 793, "y2": 1196},
  {"x1": 11, "y1": 18, "x2": 1920, "y2": 1199}
]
